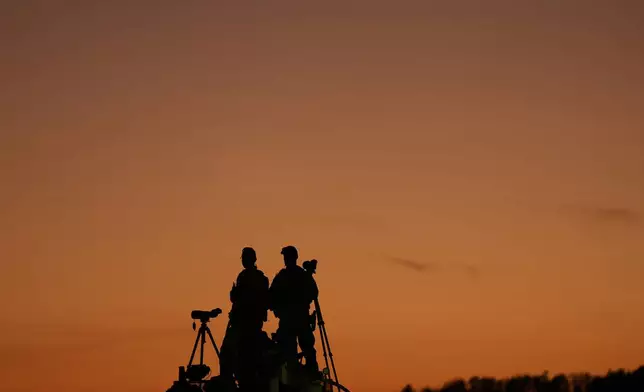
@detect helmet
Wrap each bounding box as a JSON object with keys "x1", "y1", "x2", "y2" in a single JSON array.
[
  {"x1": 280, "y1": 245, "x2": 298, "y2": 259},
  {"x1": 241, "y1": 247, "x2": 256, "y2": 260}
]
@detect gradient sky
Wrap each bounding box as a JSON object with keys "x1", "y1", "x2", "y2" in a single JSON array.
[{"x1": 1, "y1": 1, "x2": 644, "y2": 391}]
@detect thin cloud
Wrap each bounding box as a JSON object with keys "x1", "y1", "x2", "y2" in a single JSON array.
[
  {"x1": 384, "y1": 255, "x2": 481, "y2": 279},
  {"x1": 386, "y1": 256, "x2": 436, "y2": 272},
  {"x1": 591, "y1": 207, "x2": 641, "y2": 224},
  {"x1": 560, "y1": 204, "x2": 641, "y2": 226},
  {"x1": 464, "y1": 264, "x2": 481, "y2": 278}
]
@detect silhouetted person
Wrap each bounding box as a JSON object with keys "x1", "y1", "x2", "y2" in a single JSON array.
[
  {"x1": 269, "y1": 245, "x2": 319, "y2": 376},
  {"x1": 219, "y1": 247, "x2": 269, "y2": 392}
]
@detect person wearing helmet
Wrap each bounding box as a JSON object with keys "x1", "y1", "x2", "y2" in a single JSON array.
[
  {"x1": 220, "y1": 247, "x2": 270, "y2": 391},
  {"x1": 269, "y1": 245, "x2": 319, "y2": 377},
  {"x1": 230, "y1": 247, "x2": 270, "y2": 327}
]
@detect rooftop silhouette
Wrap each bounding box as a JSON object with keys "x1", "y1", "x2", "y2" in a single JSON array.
[{"x1": 165, "y1": 246, "x2": 349, "y2": 392}]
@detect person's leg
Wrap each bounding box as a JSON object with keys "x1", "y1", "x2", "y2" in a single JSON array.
[
  {"x1": 296, "y1": 317, "x2": 319, "y2": 373},
  {"x1": 218, "y1": 325, "x2": 238, "y2": 380},
  {"x1": 275, "y1": 317, "x2": 298, "y2": 363},
  {"x1": 237, "y1": 325, "x2": 261, "y2": 392}
]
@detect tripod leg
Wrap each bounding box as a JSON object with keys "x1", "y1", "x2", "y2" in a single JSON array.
[
  {"x1": 316, "y1": 312, "x2": 331, "y2": 374},
  {"x1": 206, "y1": 326, "x2": 222, "y2": 359},
  {"x1": 188, "y1": 329, "x2": 202, "y2": 367},
  {"x1": 200, "y1": 325, "x2": 206, "y2": 365},
  {"x1": 315, "y1": 299, "x2": 339, "y2": 385},
  {"x1": 320, "y1": 323, "x2": 339, "y2": 385}
]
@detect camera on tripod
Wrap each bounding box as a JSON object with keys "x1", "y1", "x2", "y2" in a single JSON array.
[
  {"x1": 302, "y1": 259, "x2": 317, "y2": 274},
  {"x1": 190, "y1": 308, "x2": 222, "y2": 323}
]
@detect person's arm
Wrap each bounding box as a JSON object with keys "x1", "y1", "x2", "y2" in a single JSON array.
[
  {"x1": 304, "y1": 273, "x2": 319, "y2": 303},
  {"x1": 268, "y1": 272, "x2": 282, "y2": 313},
  {"x1": 312, "y1": 278, "x2": 319, "y2": 300},
  {"x1": 230, "y1": 272, "x2": 243, "y2": 303},
  {"x1": 229, "y1": 282, "x2": 237, "y2": 303},
  {"x1": 307, "y1": 274, "x2": 319, "y2": 302},
  {"x1": 261, "y1": 275, "x2": 270, "y2": 320},
  {"x1": 267, "y1": 275, "x2": 275, "y2": 310}
]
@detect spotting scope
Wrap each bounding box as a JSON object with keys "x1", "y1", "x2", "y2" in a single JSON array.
[{"x1": 190, "y1": 308, "x2": 222, "y2": 322}]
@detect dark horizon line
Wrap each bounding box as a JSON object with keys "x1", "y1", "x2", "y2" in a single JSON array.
[{"x1": 399, "y1": 364, "x2": 644, "y2": 392}]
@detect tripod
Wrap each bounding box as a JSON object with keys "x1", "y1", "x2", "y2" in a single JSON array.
[
  {"x1": 314, "y1": 296, "x2": 339, "y2": 387},
  {"x1": 168, "y1": 308, "x2": 224, "y2": 390},
  {"x1": 303, "y1": 260, "x2": 340, "y2": 388},
  {"x1": 181, "y1": 308, "x2": 223, "y2": 384}
]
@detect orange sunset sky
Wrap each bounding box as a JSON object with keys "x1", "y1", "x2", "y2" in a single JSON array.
[{"x1": 1, "y1": 1, "x2": 644, "y2": 391}]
